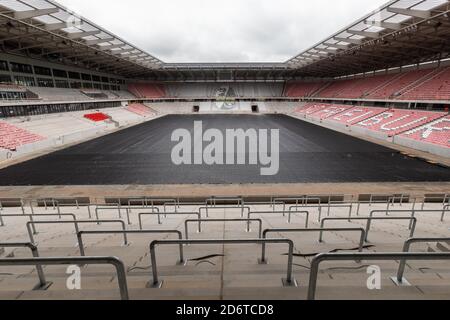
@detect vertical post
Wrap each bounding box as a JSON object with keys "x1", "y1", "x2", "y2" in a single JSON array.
[
  {"x1": 30, "y1": 245, "x2": 48, "y2": 289},
  {"x1": 77, "y1": 233, "x2": 86, "y2": 256},
  {"x1": 150, "y1": 242, "x2": 160, "y2": 287}
]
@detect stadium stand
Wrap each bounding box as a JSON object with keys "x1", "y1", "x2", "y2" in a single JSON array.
[
  {"x1": 366, "y1": 69, "x2": 436, "y2": 100},
  {"x1": 308, "y1": 104, "x2": 354, "y2": 120},
  {"x1": 29, "y1": 88, "x2": 91, "y2": 102},
  {"x1": 328, "y1": 106, "x2": 389, "y2": 125},
  {"x1": 0, "y1": 121, "x2": 45, "y2": 151},
  {"x1": 128, "y1": 83, "x2": 166, "y2": 99},
  {"x1": 294, "y1": 103, "x2": 329, "y2": 116},
  {"x1": 355, "y1": 109, "x2": 446, "y2": 138},
  {"x1": 165, "y1": 83, "x2": 284, "y2": 98},
  {"x1": 84, "y1": 113, "x2": 110, "y2": 122},
  {"x1": 126, "y1": 103, "x2": 156, "y2": 117},
  {"x1": 400, "y1": 67, "x2": 450, "y2": 101},
  {"x1": 284, "y1": 81, "x2": 328, "y2": 97},
  {"x1": 400, "y1": 116, "x2": 450, "y2": 148},
  {"x1": 322, "y1": 74, "x2": 397, "y2": 99}
]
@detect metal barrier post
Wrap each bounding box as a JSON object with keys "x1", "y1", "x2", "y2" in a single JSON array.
[
  {"x1": 0, "y1": 257, "x2": 129, "y2": 300},
  {"x1": 319, "y1": 217, "x2": 417, "y2": 243},
  {"x1": 260, "y1": 228, "x2": 366, "y2": 264},
  {"x1": 149, "y1": 239, "x2": 297, "y2": 288},
  {"x1": 395, "y1": 237, "x2": 450, "y2": 286},
  {"x1": 307, "y1": 252, "x2": 450, "y2": 300},
  {"x1": 77, "y1": 230, "x2": 184, "y2": 263},
  {"x1": 26, "y1": 220, "x2": 127, "y2": 244},
  {"x1": 0, "y1": 243, "x2": 51, "y2": 290},
  {"x1": 184, "y1": 219, "x2": 263, "y2": 240}
]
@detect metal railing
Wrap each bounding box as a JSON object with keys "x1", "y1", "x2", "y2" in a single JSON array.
[
  {"x1": 286, "y1": 208, "x2": 311, "y2": 226},
  {"x1": 29, "y1": 199, "x2": 62, "y2": 216},
  {"x1": 247, "y1": 210, "x2": 309, "y2": 231},
  {"x1": 260, "y1": 228, "x2": 367, "y2": 264},
  {"x1": 26, "y1": 220, "x2": 127, "y2": 244},
  {"x1": 0, "y1": 199, "x2": 25, "y2": 214},
  {"x1": 0, "y1": 242, "x2": 50, "y2": 290},
  {"x1": 0, "y1": 256, "x2": 129, "y2": 300},
  {"x1": 320, "y1": 217, "x2": 417, "y2": 242},
  {"x1": 0, "y1": 213, "x2": 77, "y2": 233},
  {"x1": 307, "y1": 252, "x2": 450, "y2": 300},
  {"x1": 206, "y1": 197, "x2": 243, "y2": 207},
  {"x1": 369, "y1": 209, "x2": 450, "y2": 229},
  {"x1": 77, "y1": 230, "x2": 184, "y2": 263},
  {"x1": 148, "y1": 238, "x2": 297, "y2": 288},
  {"x1": 95, "y1": 206, "x2": 128, "y2": 224},
  {"x1": 273, "y1": 197, "x2": 322, "y2": 215},
  {"x1": 199, "y1": 206, "x2": 251, "y2": 218},
  {"x1": 395, "y1": 237, "x2": 450, "y2": 285},
  {"x1": 184, "y1": 218, "x2": 263, "y2": 240},
  {"x1": 138, "y1": 211, "x2": 201, "y2": 230}
]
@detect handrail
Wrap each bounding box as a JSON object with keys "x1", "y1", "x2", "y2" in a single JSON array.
[
  {"x1": 0, "y1": 213, "x2": 77, "y2": 234},
  {"x1": 290, "y1": 203, "x2": 352, "y2": 223},
  {"x1": 0, "y1": 256, "x2": 129, "y2": 300},
  {"x1": 320, "y1": 217, "x2": 417, "y2": 242},
  {"x1": 248, "y1": 210, "x2": 309, "y2": 231},
  {"x1": 148, "y1": 238, "x2": 297, "y2": 288},
  {"x1": 260, "y1": 228, "x2": 367, "y2": 264},
  {"x1": 206, "y1": 197, "x2": 243, "y2": 207},
  {"x1": 95, "y1": 206, "x2": 129, "y2": 224},
  {"x1": 0, "y1": 199, "x2": 25, "y2": 214},
  {"x1": 77, "y1": 230, "x2": 184, "y2": 263},
  {"x1": 369, "y1": 209, "x2": 450, "y2": 230},
  {"x1": 285, "y1": 208, "x2": 311, "y2": 226},
  {"x1": 0, "y1": 242, "x2": 50, "y2": 289},
  {"x1": 26, "y1": 220, "x2": 127, "y2": 244},
  {"x1": 273, "y1": 197, "x2": 321, "y2": 216},
  {"x1": 307, "y1": 252, "x2": 450, "y2": 300},
  {"x1": 199, "y1": 206, "x2": 251, "y2": 218},
  {"x1": 30, "y1": 199, "x2": 61, "y2": 217},
  {"x1": 396, "y1": 237, "x2": 450, "y2": 284},
  {"x1": 184, "y1": 218, "x2": 263, "y2": 240},
  {"x1": 138, "y1": 211, "x2": 200, "y2": 230}
]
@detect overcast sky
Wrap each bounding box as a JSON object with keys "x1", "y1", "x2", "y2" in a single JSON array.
[{"x1": 56, "y1": 0, "x2": 388, "y2": 63}]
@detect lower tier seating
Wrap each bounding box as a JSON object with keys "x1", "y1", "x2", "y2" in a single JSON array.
[
  {"x1": 355, "y1": 109, "x2": 445, "y2": 136},
  {"x1": 309, "y1": 104, "x2": 354, "y2": 120},
  {"x1": 329, "y1": 106, "x2": 389, "y2": 125},
  {"x1": 126, "y1": 103, "x2": 155, "y2": 117},
  {"x1": 0, "y1": 121, "x2": 45, "y2": 151},
  {"x1": 401, "y1": 116, "x2": 450, "y2": 147}
]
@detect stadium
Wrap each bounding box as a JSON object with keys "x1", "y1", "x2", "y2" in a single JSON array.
[{"x1": 0, "y1": 0, "x2": 449, "y2": 303}]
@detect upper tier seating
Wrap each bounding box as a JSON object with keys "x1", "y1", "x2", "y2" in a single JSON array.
[
  {"x1": 400, "y1": 67, "x2": 450, "y2": 101},
  {"x1": 401, "y1": 116, "x2": 450, "y2": 148},
  {"x1": 355, "y1": 109, "x2": 445, "y2": 136},
  {"x1": 128, "y1": 83, "x2": 166, "y2": 99},
  {"x1": 284, "y1": 82, "x2": 328, "y2": 97},
  {"x1": 329, "y1": 106, "x2": 389, "y2": 125},
  {"x1": 126, "y1": 103, "x2": 155, "y2": 117},
  {"x1": 0, "y1": 121, "x2": 45, "y2": 151},
  {"x1": 316, "y1": 74, "x2": 396, "y2": 99},
  {"x1": 83, "y1": 112, "x2": 109, "y2": 122},
  {"x1": 366, "y1": 69, "x2": 435, "y2": 99}
]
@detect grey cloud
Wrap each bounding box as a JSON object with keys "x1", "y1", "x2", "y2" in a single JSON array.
[{"x1": 57, "y1": 0, "x2": 388, "y2": 63}]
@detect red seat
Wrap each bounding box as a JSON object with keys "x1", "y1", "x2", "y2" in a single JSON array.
[
  {"x1": 401, "y1": 116, "x2": 450, "y2": 147},
  {"x1": 84, "y1": 113, "x2": 109, "y2": 122},
  {"x1": 128, "y1": 83, "x2": 166, "y2": 99},
  {"x1": 355, "y1": 109, "x2": 445, "y2": 137},
  {"x1": 0, "y1": 121, "x2": 45, "y2": 151}
]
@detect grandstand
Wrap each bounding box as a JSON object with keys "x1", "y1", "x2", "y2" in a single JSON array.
[{"x1": 0, "y1": 0, "x2": 449, "y2": 302}]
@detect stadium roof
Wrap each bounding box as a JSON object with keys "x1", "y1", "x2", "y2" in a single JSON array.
[{"x1": 0, "y1": 0, "x2": 449, "y2": 80}]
